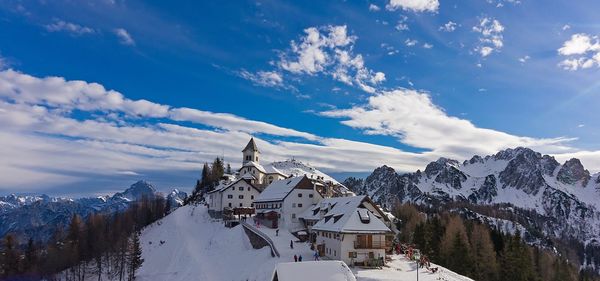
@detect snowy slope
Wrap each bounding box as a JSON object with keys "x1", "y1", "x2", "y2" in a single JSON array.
[
  {"x1": 137, "y1": 205, "x2": 472, "y2": 281},
  {"x1": 268, "y1": 159, "x2": 341, "y2": 185}
]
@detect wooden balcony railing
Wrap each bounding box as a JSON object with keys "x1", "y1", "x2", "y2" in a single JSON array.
[{"x1": 354, "y1": 240, "x2": 391, "y2": 249}]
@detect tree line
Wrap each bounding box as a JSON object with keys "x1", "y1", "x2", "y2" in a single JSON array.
[
  {"x1": 394, "y1": 203, "x2": 600, "y2": 281},
  {"x1": 0, "y1": 196, "x2": 167, "y2": 281},
  {"x1": 187, "y1": 157, "x2": 230, "y2": 203}
]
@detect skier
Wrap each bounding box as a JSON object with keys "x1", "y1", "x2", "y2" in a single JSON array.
[
  {"x1": 290, "y1": 240, "x2": 294, "y2": 249},
  {"x1": 298, "y1": 255, "x2": 303, "y2": 262},
  {"x1": 294, "y1": 254, "x2": 298, "y2": 262}
]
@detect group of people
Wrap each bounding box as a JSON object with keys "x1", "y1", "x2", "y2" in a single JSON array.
[{"x1": 290, "y1": 240, "x2": 321, "y2": 262}]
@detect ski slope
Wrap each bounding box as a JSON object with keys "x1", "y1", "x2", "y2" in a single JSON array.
[{"x1": 136, "y1": 205, "x2": 472, "y2": 281}]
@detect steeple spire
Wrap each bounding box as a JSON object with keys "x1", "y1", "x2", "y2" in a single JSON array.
[{"x1": 242, "y1": 138, "x2": 260, "y2": 164}]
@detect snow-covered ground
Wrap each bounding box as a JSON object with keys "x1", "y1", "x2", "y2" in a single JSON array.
[
  {"x1": 136, "y1": 205, "x2": 472, "y2": 281},
  {"x1": 353, "y1": 255, "x2": 474, "y2": 281}
]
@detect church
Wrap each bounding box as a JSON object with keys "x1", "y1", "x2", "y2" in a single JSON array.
[{"x1": 206, "y1": 138, "x2": 289, "y2": 216}]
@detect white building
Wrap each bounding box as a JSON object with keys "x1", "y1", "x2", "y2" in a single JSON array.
[
  {"x1": 206, "y1": 177, "x2": 262, "y2": 215},
  {"x1": 309, "y1": 196, "x2": 395, "y2": 266},
  {"x1": 253, "y1": 175, "x2": 326, "y2": 230}
]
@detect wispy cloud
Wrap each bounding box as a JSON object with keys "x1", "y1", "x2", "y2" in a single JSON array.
[
  {"x1": 385, "y1": 0, "x2": 439, "y2": 13},
  {"x1": 113, "y1": 28, "x2": 135, "y2": 46},
  {"x1": 45, "y1": 19, "x2": 95, "y2": 35},
  {"x1": 473, "y1": 17, "x2": 505, "y2": 57},
  {"x1": 439, "y1": 21, "x2": 457, "y2": 32}
]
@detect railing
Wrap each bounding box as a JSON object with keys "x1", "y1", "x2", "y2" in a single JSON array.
[
  {"x1": 354, "y1": 240, "x2": 390, "y2": 249},
  {"x1": 240, "y1": 221, "x2": 280, "y2": 257}
]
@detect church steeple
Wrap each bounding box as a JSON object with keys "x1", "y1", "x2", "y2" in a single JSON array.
[{"x1": 242, "y1": 138, "x2": 260, "y2": 164}]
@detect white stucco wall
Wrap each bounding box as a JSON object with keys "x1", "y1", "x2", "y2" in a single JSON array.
[
  {"x1": 316, "y1": 232, "x2": 387, "y2": 265},
  {"x1": 221, "y1": 180, "x2": 260, "y2": 209},
  {"x1": 281, "y1": 188, "x2": 324, "y2": 230}
]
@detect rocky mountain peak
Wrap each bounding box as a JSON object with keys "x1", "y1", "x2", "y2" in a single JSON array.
[
  {"x1": 113, "y1": 180, "x2": 157, "y2": 201},
  {"x1": 424, "y1": 157, "x2": 459, "y2": 178},
  {"x1": 557, "y1": 158, "x2": 591, "y2": 186},
  {"x1": 464, "y1": 155, "x2": 484, "y2": 166}
]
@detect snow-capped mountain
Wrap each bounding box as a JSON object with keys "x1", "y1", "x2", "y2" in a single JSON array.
[
  {"x1": 0, "y1": 180, "x2": 187, "y2": 243},
  {"x1": 345, "y1": 147, "x2": 600, "y2": 244}
]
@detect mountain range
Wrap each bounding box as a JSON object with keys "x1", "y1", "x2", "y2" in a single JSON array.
[
  {"x1": 0, "y1": 180, "x2": 187, "y2": 243},
  {"x1": 344, "y1": 147, "x2": 600, "y2": 267}
]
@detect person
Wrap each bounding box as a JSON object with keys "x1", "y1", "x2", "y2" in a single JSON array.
[
  {"x1": 276, "y1": 229, "x2": 279, "y2": 236},
  {"x1": 298, "y1": 255, "x2": 303, "y2": 262},
  {"x1": 294, "y1": 254, "x2": 298, "y2": 262},
  {"x1": 314, "y1": 250, "x2": 319, "y2": 261},
  {"x1": 290, "y1": 240, "x2": 294, "y2": 249}
]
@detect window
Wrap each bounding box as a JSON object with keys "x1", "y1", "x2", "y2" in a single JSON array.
[
  {"x1": 246, "y1": 155, "x2": 251, "y2": 161},
  {"x1": 239, "y1": 186, "x2": 243, "y2": 191},
  {"x1": 227, "y1": 195, "x2": 233, "y2": 199},
  {"x1": 309, "y1": 194, "x2": 313, "y2": 198},
  {"x1": 334, "y1": 250, "x2": 336, "y2": 256},
  {"x1": 298, "y1": 203, "x2": 303, "y2": 208},
  {"x1": 228, "y1": 203, "x2": 232, "y2": 207},
  {"x1": 292, "y1": 203, "x2": 296, "y2": 208},
  {"x1": 349, "y1": 252, "x2": 357, "y2": 258},
  {"x1": 298, "y1": 193, "x2": 303, "y2": 198},
  {"x1": 239, "y1": 195, "x2": 244, "y2": 199},
  {"x1": 256, "y1": 157, "x2": 258, "y2": 161},
  {"x1": 251, "y1": 195, "x2": 254, "y2": 200},
  {"x1": 247, "y1": 187, "x2": 250, "y2": 191},
  {"x1": 239, "y1": 203, "x2": 243, "y2": 207},
  {"x1": 251, "y1": 203, "x2": 254, "y2": 207},
  {"x1": 292, "y1": 213, "x2": 296, "y2": 219}
]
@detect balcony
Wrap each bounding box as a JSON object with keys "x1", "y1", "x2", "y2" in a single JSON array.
[{"x1": 354, "y1": 240, "x2": 390, "y2": 249}]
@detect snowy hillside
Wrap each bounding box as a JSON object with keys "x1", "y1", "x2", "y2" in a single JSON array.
[
  {"x1": 137, "y1": 204, "x2": 472, "y2": 281},
  {"x1": 268, "y1": 159, "x2": 342, "y2": 185}
]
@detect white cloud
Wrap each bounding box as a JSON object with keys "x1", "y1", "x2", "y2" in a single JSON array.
[
  {"x1": 320, "y1": 89, "x2": 576, "y2": 160},
  {"x1": 276, "y1": 25, "x2": 386, "y2": 94},
  {"x1": 386, "y1": 0, "x2": 439, "y2": 12},
  {"x1": 439, "y1": 21, "x2": 457, "y2": 32},
  {"x1": 518, "y1": 55, "x2": 530, "y2": 63},
  {"x1": 238, "y1": 70, "x2": 284, "y2": 87},
  {"x1": 405, "y1": 39, "x2": 418, "y2": 47},
  {"x1": 562, "y1": 24, "x2": 571, "y2": 31},
  {"x1": 114, "y1": 28, "x2": 135, "y2": 46},
  {"x1": 423, "y1": 43, "x2": 433, "y2": 49},
  {"x1": 395, "y1": 15, "x2": 409, "y2": 31},
  {"x1": 45, "y1": 20, "x2": 95, "y2": 35},
  {"x1": 473, "y1": 17, "x2": 504, "y2": 57},
  {"x1": 557, "y1": 33, "x2": 600, "y2": 71},
  {"x1": 369, "y1": 4, "x2": 381, "y2": 11}
]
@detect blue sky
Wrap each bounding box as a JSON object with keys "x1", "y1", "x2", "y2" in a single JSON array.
[{"x1": 0, "y1": 0, "x2": 599, "y2": 196}]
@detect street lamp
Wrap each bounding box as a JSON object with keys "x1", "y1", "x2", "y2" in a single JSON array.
[{"x1": 413, "y1": 252, "x2": 421, "y2": 281}]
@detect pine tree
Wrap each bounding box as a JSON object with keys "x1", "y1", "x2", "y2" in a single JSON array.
[
  {"x1": 200, "y1": 163, "x2": 210, "y2": 191},
  {"x1": 470, "y1": 224, "x2": 498, "y2": 281},
  {"x1": 226, "y1": 163, "x2": 232, "y2": 174},
  {"x1": 128, "y1": 231, "x2": 144, "y2": 281},
  {"x1": 1, "y1": 234, "x2": 20, "y2": 278}
]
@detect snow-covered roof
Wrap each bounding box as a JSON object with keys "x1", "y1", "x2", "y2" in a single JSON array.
[
  {"x1": 241, "y1": 161, "x2": 266, "y2": 173},
  {"x1": 271, "y1": 261, "x2": 356, "y2": 281},
  {"x1": 312, "y1": 196, "x2": 391, "y2": 234},
  {"x1": 298, "y1": 204, "x2": 321, "y2": 221},
  {"x1": 254, "y1": 176, "x2": 306, "y2": 203}
]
